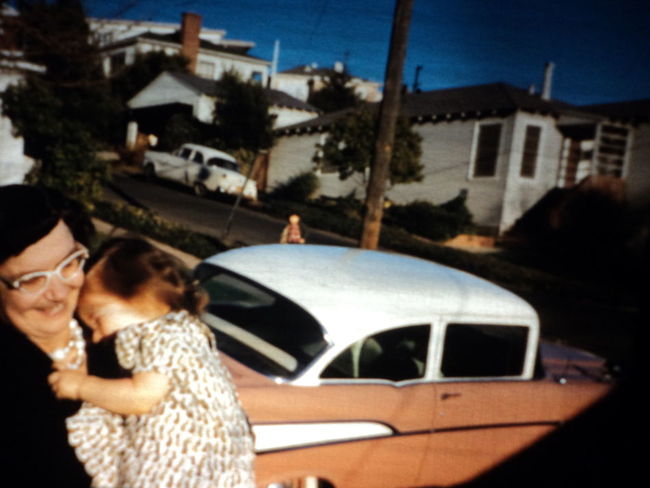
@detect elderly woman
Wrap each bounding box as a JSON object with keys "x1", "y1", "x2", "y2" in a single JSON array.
[{"x1": 0, "y1": 184, "x2": 101, "y2": 487}]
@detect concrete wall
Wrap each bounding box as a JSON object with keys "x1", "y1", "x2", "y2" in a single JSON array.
[
  {"x1": 270, "y1": 74, "x2": 310, "y2": 101},
  {"x1": 269, "y1": 133, "x2": 366, "y2": 197},
  {"x1": 198, "y1": 51, "x2": 269, "y2": 85},
  {"x1": 386, "y1": 117, "x2": 512, "y2": 230},
  {"x1": 267, "y1": 133, "x2": 321, "y2": 191},
  {"x1": 0, "y1": 71, "x2": 32, "y2": 185},
  {"x1": 499, "y1": 112, "x2": 564, "y2": 232}
]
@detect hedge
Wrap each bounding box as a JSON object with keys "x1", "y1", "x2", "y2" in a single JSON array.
[{"x1": 93, "y1": 200, "x2": 226, "y2": 258}]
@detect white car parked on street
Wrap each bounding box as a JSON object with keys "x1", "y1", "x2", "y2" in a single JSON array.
[{"x1": 142, "y1": 143, "x2": 257, "y2": 200}]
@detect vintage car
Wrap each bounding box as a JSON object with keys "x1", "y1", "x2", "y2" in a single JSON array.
[
  {"x1": 195, "y1": 244, "x2": 614, "y2": 488},
  {"x1": 142, "y1": 143, "x2": 258, "y2": 200}
]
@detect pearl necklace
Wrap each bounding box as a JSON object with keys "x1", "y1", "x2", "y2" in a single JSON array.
[{"x1": 49, "y1": 319, "x2": 86, "y2": 370}]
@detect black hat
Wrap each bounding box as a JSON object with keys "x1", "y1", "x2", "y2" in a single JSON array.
[{"x1": 0, "y1": 185, "x2": 61, "y2": 264}]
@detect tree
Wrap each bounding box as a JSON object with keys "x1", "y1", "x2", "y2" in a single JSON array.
[
  {"x1": 212, "y1": 71, "x2": 274, "y2": 152},
  {"x1": 17, "y1": 0, "x2": 98, "y2": 83},
  {"x1": 307, "y1": 68, "x2": 361, "y2": 113},
  {"x1": 318, "y1": 108, "x2": 423, "y2": 184},
  {"x1": 111, "y1": 51, "x2": 189, "y2": 105},
  {"x1": 1, "y1": 0, "x2": 113, "y2": 206},
  {"x1": 160, "y1": 112, "x2": 205, "y2": 152}
]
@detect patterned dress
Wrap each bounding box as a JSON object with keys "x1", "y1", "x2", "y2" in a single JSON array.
[{"x1": 66, "y1": 310, "x2": 256, "y2": 488}]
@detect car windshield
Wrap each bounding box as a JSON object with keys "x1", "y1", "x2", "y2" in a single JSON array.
[
  {"x1": 195, "y1": 264, "x2": 328, "y2": 379},
  {"x1": 207, "y1": 157, "x2": 240, "y2": 172}
]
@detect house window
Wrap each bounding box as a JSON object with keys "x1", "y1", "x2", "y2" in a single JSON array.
[
  {"x1": 197, "y1": 61, "x2": 215, "y2": 79},
  {"x1": 472, "y1": 123, "x2": 502, "y2": 177},
  {"x1": 110, "y1": 52, "x2": 126, "y2": 74},
  {"x1": 441, "y1": 323, "x2": 529, "y2": 378},
  {"x1": 251, "y1": 71, "x2": 263, "y2": 83},
  {"x1": 520, "y1": 125, "x2": 541, "y2": 178},
  {"x1": 596, "y1": 124, "x2": 628, "y2": 177}
]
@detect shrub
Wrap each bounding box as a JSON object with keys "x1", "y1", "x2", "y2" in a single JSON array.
[
  {"x1": 160, "y1": 113, "x2": 204, "y2": 152},
  {"x1": 385, "y1": 196, "x2": 473, "y2": 241},
  {"x1": 269, "y1": 172, "x2": 320, "y2": 203},
  {"x1": 93, "y1": 201, "x2": 226, "y2": 258}
]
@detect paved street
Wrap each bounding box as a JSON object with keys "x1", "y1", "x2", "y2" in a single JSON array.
[{"x1": 105, "y1": 174, "x2": 357, "y2": 248}]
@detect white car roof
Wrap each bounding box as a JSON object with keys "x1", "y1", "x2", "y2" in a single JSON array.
[
  {"x1": 203, "y1": 245, "x2": 539, "y2": 344},
  {"x1": 182, "y1": 143, "x2": 237, "y2": 162}
]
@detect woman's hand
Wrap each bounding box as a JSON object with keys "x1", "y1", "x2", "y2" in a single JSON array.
[{"x1": 48, "y1": 369, "x2": 86, "y2": 400}]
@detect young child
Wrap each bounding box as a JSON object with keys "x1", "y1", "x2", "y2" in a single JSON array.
[
  {"x1": 279, "y1": 213, "x2": 306, "y2": 244},
  {"x1": 48, "y1": 238, "x2": 255, "y2": 488}
]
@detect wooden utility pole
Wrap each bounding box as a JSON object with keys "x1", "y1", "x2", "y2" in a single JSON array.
[{"x1": 360, "y1": 0, "x2": 414, "y2": 249}]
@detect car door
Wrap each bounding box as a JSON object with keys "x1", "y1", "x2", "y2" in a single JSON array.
[
  {"x1": 258, "y1": 325, "x2": 437, "y2": 488},
  {"x1": 184, "y1": 149, "x2": 206, "y2": 185},
  {"x1": 421, "y1": 321, "x2": 550, "y2": 486},
  {"x1": 165, "y1": 146, "x2": 193, "y2": 183}
]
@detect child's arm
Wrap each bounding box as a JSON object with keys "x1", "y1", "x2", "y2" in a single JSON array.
[{"x1": 48, "y1": 369, "x2": 169, "y2": 416}]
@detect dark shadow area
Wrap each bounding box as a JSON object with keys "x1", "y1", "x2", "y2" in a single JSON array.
[
  {"x1": 444, "y1": 274, "x2": 645, "y2": 488},
  {"x1": 453, "y1": 375, "x2": 642, "y2": 487},
  {"x1": 500, "y1": 175, "x2": 643, "y2": 287}
]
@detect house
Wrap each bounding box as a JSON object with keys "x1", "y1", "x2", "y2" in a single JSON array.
[
  {"x1": 0, "y1": 5, "x2": 43, "y2": 185},
  {"x1": 270, "y1": 62, "x2": 382, "y2": 103},
  {"x1": 126, "y1": 71, "x2": 320, "y2": 146},
  {"x1": 268, "y1": 67, "x2": 647, "y2": 234},
  {"x1": 580, "y1": 99, "x2": 650, "y2": 210},
  {"x1": 89, "y1": 13, "x2": 270, "y2": 86}
]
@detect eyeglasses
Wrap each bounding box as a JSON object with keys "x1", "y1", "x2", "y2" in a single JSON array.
[{"x1": 0, "y1": 246, "x2": 89, "y2": 295}]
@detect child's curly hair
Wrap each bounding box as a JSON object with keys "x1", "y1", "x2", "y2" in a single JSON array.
[{"x1": 88, "y1": 237, "x2": 208, "y2": 315}]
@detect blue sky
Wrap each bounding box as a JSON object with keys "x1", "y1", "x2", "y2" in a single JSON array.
[{"x1": 83, "y1": 0, "x2": 649, "y2": 105}]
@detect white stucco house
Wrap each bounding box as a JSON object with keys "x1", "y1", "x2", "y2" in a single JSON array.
[
  {"x1": 126, "y1": 71, "x2": 320, "y2": 146},
  {"x1": 268, "y1": 81, "x2": 648, "y2": 234},
  {"x1": 270, "y1": 62, "x2": 382, "y2": 103},
  {"x1": 89, "y1": 13, "x2": 270, "y2": 86}
]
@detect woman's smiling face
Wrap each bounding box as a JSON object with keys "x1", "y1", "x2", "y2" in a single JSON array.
[{"x1": 0, "y1": 220, "x2": 84, "y2": 347}]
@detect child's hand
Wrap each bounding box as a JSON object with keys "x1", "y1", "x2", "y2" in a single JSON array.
[{"x1": 48, "y1": 369, "x2": 86, "y2": 401}]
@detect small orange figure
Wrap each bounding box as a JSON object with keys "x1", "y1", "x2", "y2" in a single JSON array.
[{"x1": 280, "y1": 214, "x2": 306, "y2": 244}]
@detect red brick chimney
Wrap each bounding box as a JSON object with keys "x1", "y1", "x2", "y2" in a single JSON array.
[{"x1": 181, "y1": 12, "x2": 201, "y2": 73}]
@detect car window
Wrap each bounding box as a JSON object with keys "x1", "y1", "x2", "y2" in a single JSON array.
[
  {"x1": 195, "y1": 265, "x2": 328, "y2": 379},
  {"x1": 192, "y1": 151, "x2": 204, "y2": 164},
  {"x1": 440, "y1": 323, "x2": 529, "y2": 378},
  {"x1": 321, "y1": 325, "x2": 430, "y2": 382},
  {"x1": 207, "y1": 157, "x2": 239, "y2": 172},
  {"x1": 179, "y1": 148, "x2": 192, "y2": 159}
]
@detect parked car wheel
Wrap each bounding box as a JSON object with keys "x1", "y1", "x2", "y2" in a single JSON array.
[
  {"x1": 143, "y1": 162, "x2": 156, "y2": 180},
  {"x1": 193, "y1": 182, "x2": 208, "y2": 197}
]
